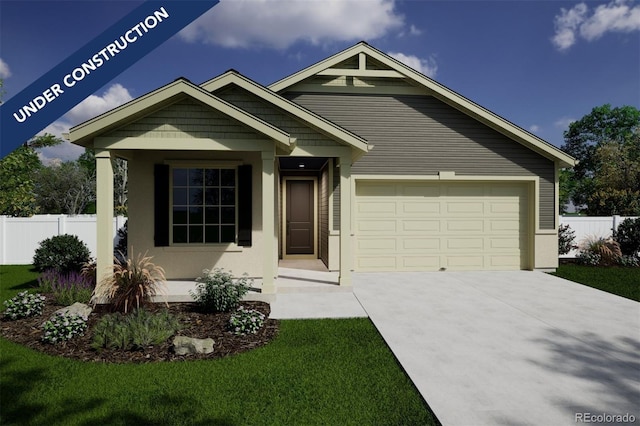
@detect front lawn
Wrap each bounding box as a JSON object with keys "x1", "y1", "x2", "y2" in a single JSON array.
[
  {"x1": 552, "y1": 264, "x2": 639, "y2": 301},
  {"x1": 0, "y1": 265, "x2": 437, "y2": 426}
]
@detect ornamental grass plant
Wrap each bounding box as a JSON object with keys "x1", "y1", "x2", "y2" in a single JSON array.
[{"x1": 92, "y1": 252, "x2": 167, "y2": 313}]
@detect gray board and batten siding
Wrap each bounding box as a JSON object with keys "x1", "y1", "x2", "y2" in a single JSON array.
[{"x1": 285, "y1": 93, "x2": 556, "y2": 230}]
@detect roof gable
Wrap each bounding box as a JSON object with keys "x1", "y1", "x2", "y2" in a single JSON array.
[
  {"x1": 269, "y1": 42, "x2": 576, "y2": 168},
  {"x1": 69, "y1": 78, "x2": 294, "y2": 149},
  {"x1": 201, "y1": 71, "x2": 369, "y2": 157}
]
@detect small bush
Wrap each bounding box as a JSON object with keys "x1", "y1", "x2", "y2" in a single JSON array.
[
  {"x1": 38, "y1": 269, "x2": 95, "y2": 305},
  {"x1": 618, "y1": 254, "x2": 640, "y2": 268},
  {"x1": 614, "y1": 218, "x2": 640, "y2": 256},
  {"x1": 42, "y1": 313, "x2": 88, "y2": 344},
  {"x1": 190, "y1": 268, "x2": 252, "y2": 313},
  {"x1": 578, "y1": 236, "x2": 622, "y2": 266},
  {"x1": 3, "y1": 291, "x2": 46, "y2": 320},
  {"x1": 576, "y1": 251, "x2": 602, "y2": 266},
  {"x1": 229, "y1": 306, "x2": 265, "y2": 335},
  {"x1": 91, "y1": 309, "x2": 182, "y2": 351},
  {"x1": 93, "y1": 252, "x2": 166, "y2": 313},
  {"x1": 558, "y1": 224, "x2": 577, "y2": 255},
  {"x1": 33, "y1": 234, "x2": 91, "y2": 273}
]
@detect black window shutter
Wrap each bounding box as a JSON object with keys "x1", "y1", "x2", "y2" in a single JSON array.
[
  {"x1": 237, "y1": 164, "x2": 252, "y2": 246},
  {"x1": 154, "y1": 164, "x2": 170, "y2": 247}
]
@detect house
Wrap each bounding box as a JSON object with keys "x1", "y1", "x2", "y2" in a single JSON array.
[{"x1": 68, "y1": 42, "x2": 577, "y2": 293}]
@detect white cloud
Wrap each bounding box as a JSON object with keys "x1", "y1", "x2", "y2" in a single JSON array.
[
  {"x1": 409, "y1": 25, "x2": 422, "y2": 36},
  {"x1": 66, "y1": 83, "x2": 133, "y2": 124},
  {"x1": 552, "y1": 0, "x2": 640, "y2": 51},
  {"x1": 0, "y1": 58, "x2": 11, "y2": 79},
  {"x1": 179, "y1": 0, "x2": 404, "y2": 49},
  {"x1": 555, "y1": 117, "x2": 576, "y2": 129},
  {"x1": 388, "y1": 52, "x2": 438, "y2": 78},
  {"x1": 37, "y1": 84, "x2": 133, "y2": 163},
  {"x1": 529, "y1": 124, "x2": 541, "y2": 133}
]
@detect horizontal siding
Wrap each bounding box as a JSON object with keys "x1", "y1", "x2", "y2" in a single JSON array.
[
  {"x1": 106, "y1": 99, "x2": 261, "y2": 140},
  {"x1": 215, "y1": 87, "x2": 341, "y2": 147},
  {"x1": 287, "y1": 93, "x2": 556, "y2": 229},
  {"x1": 297, "y1": 75, "x2": 416, "y2": 89},
  {"x1": 333, "y1": 161, "x2": 340, "y2": 231}
]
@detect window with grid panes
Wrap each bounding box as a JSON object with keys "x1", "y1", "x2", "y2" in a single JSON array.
[{"x1": 171, "y1": 168, "x2": 236, "y2": 244}]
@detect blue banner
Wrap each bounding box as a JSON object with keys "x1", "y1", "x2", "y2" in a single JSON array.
[{"x1": 0, "y1": 0, "x2": 219, "y2": 158}]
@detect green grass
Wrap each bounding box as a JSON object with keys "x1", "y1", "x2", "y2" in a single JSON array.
[
  {"x1": 552, "y1": 264, "x2": 640, "y2": 301},
  {"x1": 0, "y1": 265, "x2": 437, "y2": 426}
]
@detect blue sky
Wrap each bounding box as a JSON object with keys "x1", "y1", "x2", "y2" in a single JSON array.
[{"x1": 1, "y1": 0, "x2": 638, "y2": 162}]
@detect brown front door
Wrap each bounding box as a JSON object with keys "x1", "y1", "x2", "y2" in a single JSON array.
[{"x1": 285, "y1": 179, "x2": 315, "y2": 255}]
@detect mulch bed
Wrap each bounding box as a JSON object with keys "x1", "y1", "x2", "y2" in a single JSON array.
[{"x1": 0, "y1": 296, "x2": 279, "y2": 363}]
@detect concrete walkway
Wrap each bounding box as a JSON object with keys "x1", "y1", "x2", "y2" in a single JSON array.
[{"x1": 352, "y1": 271, "x2": 640, "y2": 426}]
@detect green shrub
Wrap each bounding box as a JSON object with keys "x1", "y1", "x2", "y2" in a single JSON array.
[
  {"x1": 229, "y1": 306, "x2": 265, "y2": 335},
  {"x1": 42, "y1": 313, "x2": 88, "y2": 344},
  {"x1": 614, "y1": 218, "x2": 640, "y2": 256},
  {"x1": 558, "y1": 224, "x2": 577, "y2": 255},
  {"x1": 190, "y1": 268, "x2": 252, "y2": 313},
  {"x1": 3, "y1": 291, "x2": 46, "y2": 320},
  {"x1": 93, "y1": 252, "x2": 166, "y2": 313},
  {"x1": 33, "y1": 234, "x2": 91, "y2": 273},
  {"x1": 91, "y1": 309, "x2": 182, "y2": 351}
]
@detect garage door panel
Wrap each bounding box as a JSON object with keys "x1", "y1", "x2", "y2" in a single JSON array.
[
  {"x1": 358, "y1": 201, "x2": 396, "y2": 215},
  {"x1": 357, "y1": 237, "x2": 396, "y2": 251},
  {"x1": 355, "y1": 181, "x2": 530, "y2": 272},
  {"x1": 402, "y1": 238, "x2": 440, "y2": 250},
  {"x1": 358, "y1": 219, "x2": 396, "y2": 232},
  {"x1": 446, "y1": 201, "x2": 483, "y2": 214},
  {"x1": 446, "y1": 220, "x2": 484, "y2": 232},
  {"x1": 356, "y1": 184, "x2": 397, "y2": 196},
  {"x1": 357, "y1": 256, "x2": 397, "y2": 270},
  {"x1": 490, "y1": 220, "x2": 520, "y2": 231},
  {"x1": 402, "y1": 220, "x2": 441, "y2": 232},
  {"x1": 490, "y1": 202, "x2": 521, "y2": 214},
  {"x1": 447, "y1": 238, "x2": 483, "y2": 250},
  {"x1": 402, "y1": 185, "x2": 440, "y2": 197},
  {"x1": 446, "y1": 256, "x2": 485, "y2": 268},
  {"x1": 402, "y1": 202, "x2": 440, "y2": 214},
  {"x1": 401, "y1": 256, "x2": 440, "y2": 269},
  {"x1": 489, "y1": 237, "x2": 522, "y2": 249}
]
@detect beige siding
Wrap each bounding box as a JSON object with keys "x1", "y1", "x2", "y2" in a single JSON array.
[
  {"x1": 215, "y1": 87, "x2": 341, "y2": 147},
  {"x1": 287, "y1": 93, "x2": 556, "y2": 229},
  {"x1": 106, "y1": 98, "x2": 262, "y2": 140}
]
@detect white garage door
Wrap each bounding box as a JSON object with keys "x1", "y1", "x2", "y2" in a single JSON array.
[{"x1": 355, "y1": 181, "x2": 530, "y2": 271}]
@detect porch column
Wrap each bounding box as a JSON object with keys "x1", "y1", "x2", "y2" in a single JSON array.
[
  {"x1": 261, "y1": 150, "x2": 276, "y2": 293},
  {"x1": 95, "y1": 149, "x2": 114, "y2": 288},
  {"x1": 339, "y1": 154, "x2": 352, "y2": 286}
]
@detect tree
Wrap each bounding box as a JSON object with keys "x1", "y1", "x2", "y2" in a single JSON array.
[
  {"x1": 77, "y1": 148, "x2": 128, "y2": 215},
  {"x1": 34, "y1": 161, "x2": 96, "y2": 214},
  {"x1": 561, "y1": 104, "x2": 640, "y2": 214},
  {"x1": 0, "y1": 134, "x2": 62, "y2": 216}
]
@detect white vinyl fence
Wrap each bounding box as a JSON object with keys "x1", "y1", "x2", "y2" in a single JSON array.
[
  {"x1": 0, "y1": 214, "x2": 636, "y2": 265},
  {"x1": 0, "y1": 215, "x2": 126, "y2": 265},
  {"x1": 560, "y1": 215, "x2": 638, "y2": 258}
]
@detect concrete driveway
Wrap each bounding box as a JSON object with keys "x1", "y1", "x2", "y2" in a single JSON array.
[{"x1": 353, "y1": 271, "x2": 640, "y2": 426}]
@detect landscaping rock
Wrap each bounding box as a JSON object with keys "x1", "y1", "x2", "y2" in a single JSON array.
[
  {"x1": 173, "y1": 336, "x2": 214, "y2": 355},
  {"x1": 49, "y1": 302, "x2": 92, "y2": 321}
]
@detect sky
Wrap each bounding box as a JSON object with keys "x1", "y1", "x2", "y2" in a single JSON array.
[{"x1": 1, "y1": 0, "x2": 639, "y2": 163}]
